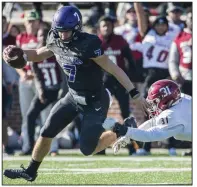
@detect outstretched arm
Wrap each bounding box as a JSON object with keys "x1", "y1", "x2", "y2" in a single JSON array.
[
  {"x1": 23, "y1": 46, "x2": 54, "y2": 62},
  {"x1": 125, "y1": 124, "x2": 184, "y2": 142},
  {"x1": 113, "y1": 123, "x2": 184, "y2": 154},
  {"x1": 91, "y1": 54, "x2": 149, "y2": 114},
  {"x1": 134, "y1": 2, "x2": 148, "y2": 38},
  {"x1": 3, "y1": 45, "x2": 54, "y2": 67},
  {"x1": 92, "y1": 54, "x2": 135, "y2": 92}
]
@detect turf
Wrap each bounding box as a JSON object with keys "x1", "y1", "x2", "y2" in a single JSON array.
[{"x1": 2, "y1": 149, "x2": 192, "y2": 185}]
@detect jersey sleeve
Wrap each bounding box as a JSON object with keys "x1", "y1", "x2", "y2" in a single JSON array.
[
  {"x1": 125, "y1": 123, "x2": 184, "y2": 142},
  {"x1": 46, "y1": 30, "x2": 56, "y2": 50},
  {"x1": 125, "y1": 109, "x2": 184, "y2": 142},
  {"x1": 85, "y1": 35, "x2": 104, "y2": 59},
  {"x1": 168, "y1": 41, "x2": 181, "y2": 79},
  {"x1": 130, "y1": 42, "x2": 143, "y2": 52}
]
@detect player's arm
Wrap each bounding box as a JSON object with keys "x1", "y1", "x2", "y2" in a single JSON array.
[
  {"x1": 130, "y1": 42, "x2": 144, "y2": 52},
  {"x1": 168, "y1": 41, "x2": 184, "y2": 84},
  {"x1": 125, "y1": 122, "x2": 184, "y2": 142},
  {"x1": 134, "y1": 2, "x2": 148, "y2": 38},
  {"x1": 91, "y1": 54, "x2": 149, "y2": 114},
  {"x1": 23, "y1": 46, "x2": 54, "y2": 62},
  {"x1": 124, "y1": 112, "x2": 184, "y2": 142},
  {"x1": 92, "y1": 54, "x2": 135, "y2": 93},
  {"x1": 3, "y1": 45, "x2": 54, "y2": 69}
]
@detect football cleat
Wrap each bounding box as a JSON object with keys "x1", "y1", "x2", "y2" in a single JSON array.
[{"x1": 3, "y1": 164, "x2": 37, "y2": 182}]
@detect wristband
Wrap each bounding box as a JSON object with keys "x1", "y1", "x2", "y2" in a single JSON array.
[{"x1": 129, "y1": 88, "x2": 140, "y2": 99}]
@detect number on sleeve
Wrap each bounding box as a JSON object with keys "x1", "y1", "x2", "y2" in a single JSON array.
[
  {"x1": 94, "y1": 49, "x2": 102, "y2": 57},
  {"x1": 161, "y1": 117, "x2": 168, "y2": 124},
  {"x1": 63, "y1": 64, "x2": 76, "y2": 82}
]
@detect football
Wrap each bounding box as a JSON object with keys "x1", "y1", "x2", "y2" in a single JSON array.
[{"x1": 3, "y1": 46, "x2": 27, "y2": 69}]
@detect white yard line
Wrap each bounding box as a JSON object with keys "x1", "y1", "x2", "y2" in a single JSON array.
[
  {"x1": 38, "y1": 168, "x2": 191, "y2": 174},
  {"x1": 3, "y1": 156, "x2": 191, "y2": 162}
]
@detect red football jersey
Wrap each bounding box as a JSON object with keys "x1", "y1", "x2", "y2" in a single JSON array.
[
  {"x1": 36, "y1": 56, "x2": 62, "y2": 88},
  {"x1": 99, "y1": 34, "x2": 129, "y2": 70},
  {"x1": 174, "y1": 31, "x2": 192, "y2": 70},
  {"x1": 16, "y1": 32, "x2": 41, "y2": 72},
  {"x1": 132, "y1": 33, "x2": 142, "y2": 61}
]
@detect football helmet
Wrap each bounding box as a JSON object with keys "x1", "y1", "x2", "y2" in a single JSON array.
[
  {"x1": 146, "y1": 79, "x2": 181, "y2": 117},
  {"x1": 52, "y1": 6, "x2": 82, "y2": 42}
]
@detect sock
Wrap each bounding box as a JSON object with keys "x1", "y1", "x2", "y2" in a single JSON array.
[
  {"x1": 112, "y1": 122, "x2": 128, "y2": 138},
  {"x1": 26, "y1": 159, "x2": 42, "y2": 175}
]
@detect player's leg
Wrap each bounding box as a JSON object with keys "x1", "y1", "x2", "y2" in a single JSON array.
[
  {"x1": 3, "y1": 92, "x2": 78, "y2": 181},
  {"x1": 79, "y1": 89, "x2": 117, "y2": 155},
  {"x1": 26, "y1": 90, "x2": 59, "y2": 154},
  {"x1": 18, "y1": 81, "x2": 35, "y2": 154},
  {"x1": 31, "y1": 91, "x2": 78, "y2": 162}
]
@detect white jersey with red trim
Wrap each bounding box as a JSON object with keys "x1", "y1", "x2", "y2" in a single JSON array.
[
  {"x1": 131, "y1": 28, "x2": 180, "y2": 69},
  {"x1": 126, "y1": 93, "x2": 192, "y2": 142}
]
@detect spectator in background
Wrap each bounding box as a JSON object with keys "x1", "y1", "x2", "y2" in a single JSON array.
[
  {"x1": 2, "y1": 15, "x2": 19, "y2": 155},
  {"x1": 25, "y1": 27, "x2": 62, "y2": 156},
  {"x1": 168, "y1": 11, "x2": 192, "y2": 157},
  {"x1": 168, "y1": 11, "x2": 192, "y2": 96},
  {"x1": 2, "y1": 16, "x2": 16, "y2": 46},
  {"x1": 9, "y1": 25, "x2": 20, "y2": 37},
  {"x1": 16, "y1": 10, "x2": 42, "y2": 155},
  {"x1": 166, "y1": 4, "x2": 185, "y2": 30},
  {"x1": 33, "y1": 2, "x2": 43, "y2": 20},
  {"x1": 131, "y1": 3, "x2": 181, "y2": 156},
  {"x1": 114, "y1": 4, "x2": 151, "y2": 88},
  {"x1": 2, "y1": 62, "x2": 18, "y2": 155},
  {"x1": 98, "y1": 15, "x2": 138, "y2": 155}
]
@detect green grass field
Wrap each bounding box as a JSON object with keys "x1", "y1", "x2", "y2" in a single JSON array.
[{"x1": 2, "y1": 149, "x2": 192, "y2": 185}]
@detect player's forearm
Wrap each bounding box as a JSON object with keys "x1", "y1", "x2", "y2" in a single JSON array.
[
  {"x1": 109, "y1": 60, "x2": 135, "y2": 92},
  {"x1": 23, "y1": 46, "x2": 53, "y2": 62},
  {"x1": 134, "y1": 2, "x2": 148, "y2": 37},
  {"x1": 125, "y1": 124, "x2": 184, "y2": 142}
]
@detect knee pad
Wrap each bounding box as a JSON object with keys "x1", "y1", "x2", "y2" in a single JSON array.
[
  {"x1": 40, "y1": 125, "x2": 56, "y2": 138},
  {"x1": 79, "y1": 138, "x2": 97, "y2": 156}
]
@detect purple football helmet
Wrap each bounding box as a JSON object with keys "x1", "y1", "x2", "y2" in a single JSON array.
[{"x1": 52, "y1": 6, "x2": 82, "y2": 42}]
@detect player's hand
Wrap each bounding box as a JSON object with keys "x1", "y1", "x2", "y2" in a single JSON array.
[
  {"x1": 3, "y1": 45, "x2": 27, "y2": 68},
  {"x1": 132, "y1": 96, "x2": 149, "y2": 116},
  {"x1": 112, "y1": 136, "x2": 130, "y2": 154}
]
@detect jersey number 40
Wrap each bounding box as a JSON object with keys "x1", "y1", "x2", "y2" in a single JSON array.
[{"x1": 146, "y1": 45, "x2": 169, "y2": 63}]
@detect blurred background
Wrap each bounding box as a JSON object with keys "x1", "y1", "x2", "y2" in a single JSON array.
[{"x1": 2, "y1": 2, "x2": 192, "y2": 157}]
